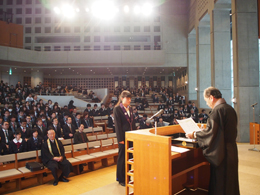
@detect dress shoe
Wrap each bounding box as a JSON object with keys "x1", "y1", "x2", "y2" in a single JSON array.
[
  {"x1": 119, "y1": 182, "x2": 125, "y2": 187},
  {"x1": 53, "y1": 181, "x2": 58, "y2": 186},
  {"x1": 59, "y1": 177, "x2": 69, "y2": 182}
]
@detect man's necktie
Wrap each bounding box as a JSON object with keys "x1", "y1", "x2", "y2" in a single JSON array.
[
  {"x1": 34, "y1": 138, "x2": 38, "y2": 144},
  {"x1": 4, "y1": 130, "x2": 8, "y2": 143},
  {"x1": 81, "y1": 133, "x2": 85, "y2": 143},
  {"x1": 69, "y1": 125, "x2": 72, "y2": 132}
]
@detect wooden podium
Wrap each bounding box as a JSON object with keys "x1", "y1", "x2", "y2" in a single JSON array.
[
  {"x1": 125, "y1": 125, "x2": 210, "y2": 195},
  {"x1": 250, "y1": 122, "x2": 260, "y2": 144}
]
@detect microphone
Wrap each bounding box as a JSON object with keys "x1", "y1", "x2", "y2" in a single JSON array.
[
  {"x1": 251, "y1": 103, "x2": 258, "y2": 107},
  {"x1": 148, "y1": 109, "x2": 164, "y2": 120}
]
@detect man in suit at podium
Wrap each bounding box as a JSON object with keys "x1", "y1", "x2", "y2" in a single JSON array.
[{"x1": 186, "y1": 87, "x2": 240, "y2": 195}]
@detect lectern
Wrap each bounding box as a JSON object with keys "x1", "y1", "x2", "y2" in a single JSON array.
[{"x1": 125, "y1": 125, "x2": 210, "y2": 195}]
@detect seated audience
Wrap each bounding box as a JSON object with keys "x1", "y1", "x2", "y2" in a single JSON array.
[
  {"x1": 63, "y1": 117, "x2": 76, "y2": 139},
  {"x1": 74, "y1": 124, "x2": 89, "y2": 144},
  {"x1": 157, "y1": 117, "x2": 165, "y2": 127},
  {"x1": 27, "y1": 128, "x2": 43, "y2": 151},
  {"x1": 82, "y1": 113, "x2": 93, "y2": 128},
  {"x1": 0, "y1": 121, "x2": 13, "y2": 153},
  {"x1": 107, "y1": 112, "x2": 115, "y2": 132},
  {"x1": 41, "y1": 129, "x2": 73, "y2": 186},
  {"x1": 9, "y1": 131, "x2": 27, "y2": 154}
]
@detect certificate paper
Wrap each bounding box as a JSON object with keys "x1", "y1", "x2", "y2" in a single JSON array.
[{"x1": 176, "y1": 118, "x2": 201, "y2": 134}]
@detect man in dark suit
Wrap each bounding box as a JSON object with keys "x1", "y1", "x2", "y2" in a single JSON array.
[
  {"x1": 18, "y1": 119, "x2": 31, "y2": 142},
  {"x1": 50, "y1": 118, "x2": 62, "y2": 138},
  {"x1": 35, "y1": 118, "x2": 47, "y2": 140},
  {"x1": 0, "y1": 121, "x2": 13, "y2": 153},
  {"x1": 166, "y1": 97, "x2": 174, "y2": 107},
  {"x1": 27, "y1": 128, "x2": 43, "y2": 151},
  {"x1": 139, "y1": 114, "x2": 148, "y2": 129},
  {"x1": 41, "y1": 129, "x2": 73, "y2": 186},
  {"x1": 9, "y1": 115, "x2": 18, "y2": 134},
  {"x1": 15, "y1": 81, "x2": 23, "y2": 89},
  {"x1": 92, "y1": 104, "x2": 100, "y2": 116},
  {"x1": 190, "y1": 109, "x2": 198, "y2": 123},
  {"x1": 62, "y1": 117, "x2": 76, "y2": 139},
  {"x1": 99, "y1": 104, "x2": 107, "y2": 116},
  {"x1": 158, "y1": 101, "x2": 165, "y2": 111},
  {"x1": 134, "y1": 95, "x2": 142, "y2": 103},
  {"x1": 192, "y1": 102, "x2": 199, "y2": 114},
  {"x1": 153, "y1": 94, "x2": 159, "y2": 103},
  {"x1": 74, "y1": 124, "x2": 89, "y2": 144},
  {"x1": 84, "y1": 104, "x2": 93, "y2": 117}
]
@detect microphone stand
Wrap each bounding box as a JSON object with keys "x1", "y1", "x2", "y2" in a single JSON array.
[{"x1": 249, "y1": 104, "x2": 259, "y2": 152}]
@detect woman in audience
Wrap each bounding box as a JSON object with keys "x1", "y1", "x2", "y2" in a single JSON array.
[
  {"x1": 114, "y1": 90, "x2": 137, "y2": 187},
  {"x1": 9, "y1": 131, "x2": 27, "y2": 154}
]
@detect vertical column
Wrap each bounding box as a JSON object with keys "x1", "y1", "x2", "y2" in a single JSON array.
[
  {"x1": 31, "y1": 71, "x2": 43, "y2": 88},
  {"x1": 188, "y1": 30, "x2": 197, "y2": 100},
  {"x1": 197, "y1": 22, "x2": 211, "y2": 108},
  {"x1": 232, "y1": 0, "x2": 259, "y2": 142},
  {"x1": 210, "y1": 9, "x2": 232, "y2": 105}
]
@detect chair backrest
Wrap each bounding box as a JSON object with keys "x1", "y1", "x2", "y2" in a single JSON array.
[
  {"x1": 88, "y1": 140, "x2": 101, "y2": 148},
  {"x1": 97, "y1": 134, "x2": 108, "y2": 140},
  {"x1": 37, "y1": 150, "x2": 41, "y2": 157},
  {"x1": 64, "y1": 145, "x2": 72, "y2": 152},
  {"x1": 88, "y1": 135, "x2": 97, "y2": 141},
  {"x1": 101, "y1": 139, "x2": 113, "y2": 146},
  {"x1": 61, "y1": 139, "x2": 71, "y2": 145},
  {"x1": 83, "y1": 128, "x2": 93, "y2": 133},
  {"x1": 113, "y1": 138, "x2": 118, "y2": 144},
  {"x1": 94, "y1": 116, "x2": 102, "y2": 120},
  {"x1": 101, "y1": 116, "x2": 108, "y2": 120},
  {"x1": 17, "y1": 151, "x2": 37, "y2": 160},
  {"x1": 145, "y1": 108, "x2": 150, "y2": 111},
  {"x1": 107, "y1": 133, "x2": 116, "y2": 138},
  {"x1": 93, "y1": 127, "x2": 103, "y2": 132},
  {"x1": 73, "y1": 143, "x2": 87, "y2": 150},
  {"x1": 0, "y1": 154, "x2": 16, "y2": 163}
]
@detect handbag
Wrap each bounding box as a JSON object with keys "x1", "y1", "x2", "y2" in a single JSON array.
[{"x1": 26, "y1": 162, "x2": 44, "y2": 172}]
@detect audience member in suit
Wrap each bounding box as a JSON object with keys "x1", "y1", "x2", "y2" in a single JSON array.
[
  {"x1": 134, "y1": 95, "x2": 142, "y2": 103},
  {"x1": 26, "y1": 115, "x2": 34, "y2": 130},
  {"x1": 140, "y1": 119, "x2": 153, "y2": 129},
  {"x1": 139, "y1": 114, "x2": 148, "y2": 129},
  {"x1": 132, "y1": 107, "x2": 140, "y2": 123},
  {"x1": 63, "y1": 117, "x2": 76, "y2": 139},
  {"x1": 201, "y1": 109, "x2": 209, "y2": 121},
  {"x1": 84, "y1": 104, "x2": 93, "y2": 117},
  {"x1": 153, "y1": 94, "x2": 159, "y2": 103},
  {"x1": 9, "y1": 115, "x2": 18, "y2": 134},
  {"x1": 142, "y1": 99, "x2": 149, "y2": 108},
  {"x1": 0, "y1": 121, "x2": 13, "y2": 153},
  {"x1": 74, "y1": 124, "x2": 89, "y2": 172},
  {"x1": 158, "y1": 101, "x2": 165, "y2": 111},
  {"x1": 15, "y1": 81, "x2": 23, "y2": 89},
  {"x1": 166, "y1": 97, "x2": 174, "y2": 107},
  {"x1": 179, "y1": 96, "x2": 185, "y2": 106},
  {"x1": 99, "y1": 104, "x2": 107, "y2": 116},
  {"x1": 74, "y1": 124, "x2": 89, "y2": 144},
  {"x1": 190, "y1": 109, "x2": 198, "y2": 123},
  {"x1": 107, "y1": 112, "x2": 115, "y2": 132},
  {"x1": 3, "y1": 110, "x2": 10, "y2": 123},
  {"x1": 9, "y1": 130, "x2": 27, "y2": 154},
  {"x1": 198, "y1": 114, "x2": 207, "y2": 124},
  {"x1": 51, "y1": 118, "x2": 62, "y2": 138},
  {"x1": 187, "y1": 101, "x2": 193, "y2": 112},
  {"x1": 0, "y1": 139, "x2": 8, "y2": 155},
  {"x1": 73, "y1": 113, "x2": 83, "y2": 129},
  {"x1": 107, "y1": 103, "x2": 114, "y2": 115},
  {"x1": 136, "y1": 102, "x2": 144, "y2": 111},
  {"x1": 41, "y1": 129, "x2": 73, "y2": 186},
  {"x1": 92, "y1": 104, "x2": 100, "y2": 116},
  {"x1": 35, "y1": 118, "x2": 47, "y2": 140},
  {"x1": 17, "y1": 110, "x2": 25, "y2": 126},
  {"x1": 157, "y1": 117, "x2": 165, "y2": 127},
  {"x1": 192, "y1": 102, "x2": 199, "y2": 114},
  {"x1": 18, "y1": 119, "x2": 31, "y2": 142},
  {"x1": 82, "y1": 113, "x2": 93, "y2": 128},
  {"x1": 27, "y1": 128, "x2": 43, "y2": 151}
]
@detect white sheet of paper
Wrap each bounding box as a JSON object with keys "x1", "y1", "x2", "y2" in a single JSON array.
[
  {"x1": 173, "y1": 137, "x2": 195, "y2": 142},
  {"x1": 176, "y1": 118, "x2": 201, "y2": 134},
  {"x1": 171, "y1": 146, "x2": 190, "y2": 153}
]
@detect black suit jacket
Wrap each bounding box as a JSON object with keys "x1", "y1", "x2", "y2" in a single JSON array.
[
  {"x1": 18, "y1": 127, "x2": 31, "y2": 140},
  {"x1": 27, "y1": 136, "x2": 43, "y2": 151},
  {"x1": 63, "y1": 124, "x2": 76, "y2": 139},
  {"x1": 50, "y1": 124, "x2": 62, "y2": 138},
  {"x1": 35, "y1": 126, "x2": 47, "y2": 140},
  {"x1": 113, "y1": 106, "x2": 136, "y2": 143},
  {"x1": 107, "y1": 116, "x2": 114, "y2": 128},
  {"x1": 82, "y1": 118, "x2": 93, "y2": 128},
  {"x1": 0, "y1": 129, "x2": 14, "y2": 146},
  {"x1": 74, "y1": 132, "x2": 89, "y2": 144}
]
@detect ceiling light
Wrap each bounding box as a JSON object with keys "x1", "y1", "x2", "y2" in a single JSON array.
[
  {"x1": 85, "y1": 8, "x2": 90, "y2": 12},
  {"x1": 61, "y1": 4, "x2": 76, "y2": 19},
  {"x1": 134, "y1": 5, "x2": 141, "y2": 15},
  {"x1": 90, "y1": 70, "x2": 92, "y2": 71},
  {"x1": 54, "y1": 7, "x2": 61, "y2": 14},
  {"x1": 124, "y1": 5, "x2": 129, "y2": 13},
  {"x1": 91, "y1": 1, "x2": 118, "y2": 20},
  {"x1": 142, "y1": 3, "x2": 153, "y2": 16}
]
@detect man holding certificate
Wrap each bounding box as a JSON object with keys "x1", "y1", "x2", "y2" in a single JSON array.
[{"x1": 186, "y1": 87, "x2": 240, "y2": 195}]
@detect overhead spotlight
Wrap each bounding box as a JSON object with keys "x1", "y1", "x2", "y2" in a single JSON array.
[
  {"x1": 54, "y1": 7, "x2": 61, "y2": 14},
  {"x1": 134, "y1": 5, "x2": 141, "y2": 15},
  {"x1": 75, "y1": 8, "x2": 80, "y2": 13},
  {"x1": 62, "y1": 4, "x2": 75, "y2": 19},
  {"x1": 85, "y1": 8, "x2": 90, "y2": 12},
  {"x1": 142, "y1": 3, "x2": 153, "y2": 16},
  {"x1": 91, "y1": 1, "x2": 118, "y2": 20},
  {"x1": 124, "y1": 5, "x2": 129, "y2": 13}
]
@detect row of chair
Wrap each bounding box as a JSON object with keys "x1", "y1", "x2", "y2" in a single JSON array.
[{"x1": 0, "y1": 137, "x2": 118, "y2": 191}]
